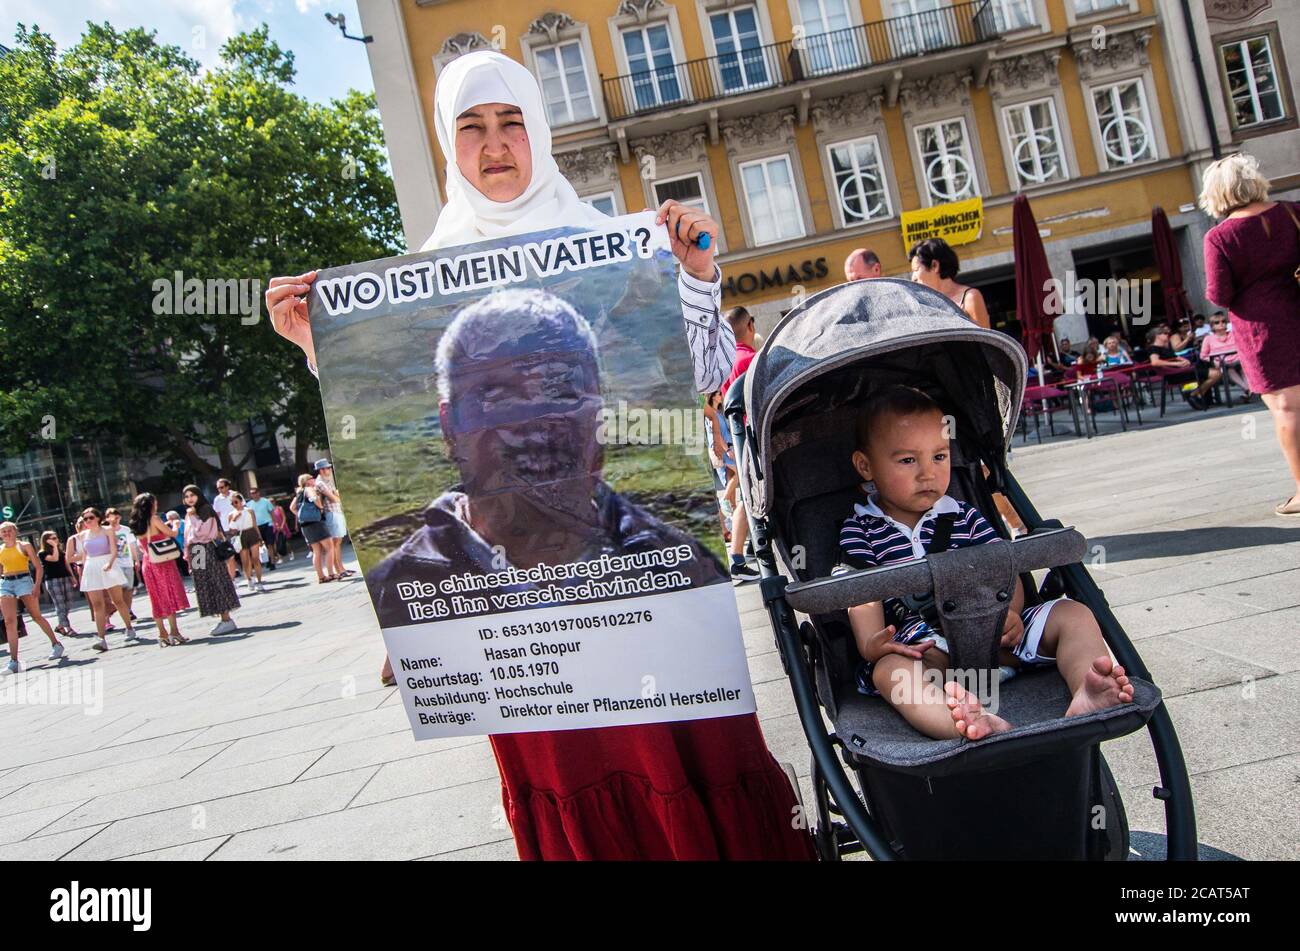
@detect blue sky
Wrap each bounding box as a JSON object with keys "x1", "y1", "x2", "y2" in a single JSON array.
[{"x1": 3, "y1": 0, "x2": 376, "y2": 103}]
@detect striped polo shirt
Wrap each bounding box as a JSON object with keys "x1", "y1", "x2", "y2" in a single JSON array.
[{"x1": 838, "y1": 490, "x2": 998, "y2": 570}]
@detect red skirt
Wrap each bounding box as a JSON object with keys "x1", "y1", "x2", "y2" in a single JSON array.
[{"x1": 491, "y1": 713, "x2": 816, "y2": 861}]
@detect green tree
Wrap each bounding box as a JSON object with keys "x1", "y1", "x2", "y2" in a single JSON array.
[{"x1": 0, "y1": 23, "x2": 402, "y2": 480}]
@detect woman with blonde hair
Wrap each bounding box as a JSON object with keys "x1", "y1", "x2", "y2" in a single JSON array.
[
  {"x1": 1201, "y1": 153, "x2": 1300, "y2": 516},
  {"x1": 290, "y1": 474, "x2": 333, "y2": 583}
]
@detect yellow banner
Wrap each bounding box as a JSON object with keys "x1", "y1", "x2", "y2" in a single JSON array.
[{"x1": 900, "y1": 196, "x2": 984, "y2": 251}]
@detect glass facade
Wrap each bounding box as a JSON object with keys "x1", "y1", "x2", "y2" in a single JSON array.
[{"x1": 0, "y1": 440, "x2": 134, "y2": 542}]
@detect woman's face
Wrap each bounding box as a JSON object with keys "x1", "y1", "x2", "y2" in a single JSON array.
[
  {"x1": 455, "y1": 102, "x2": 531, "y2": 203},
  {"x1": 909, "y1": 256, "x2": 941, "y2": 290},
  {"x1": 183, "y1": 491, "x2": 197, "y2": 507},
  {"x1": 0, "y1": 525, "x2": 15, "y2": 544}
]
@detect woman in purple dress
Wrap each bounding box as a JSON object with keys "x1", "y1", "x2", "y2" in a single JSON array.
[{"x1": 1201, "y1": 153, "x2": 1300, "y2": 517}]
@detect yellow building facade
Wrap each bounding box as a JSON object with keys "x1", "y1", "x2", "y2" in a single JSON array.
[{"x1": 358, "y1": 0, "x2": 1242, "y2": 340}]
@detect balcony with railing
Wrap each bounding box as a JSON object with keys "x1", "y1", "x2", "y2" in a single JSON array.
[{"x1": 601, "y1": 1, "x2": 1000, "y2": 123}]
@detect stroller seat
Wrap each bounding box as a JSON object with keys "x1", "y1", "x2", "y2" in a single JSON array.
[
  {"x1": 771, "y1": 406, "x2": 1160, "y2": 776},
  {"x1": 834, "y1": 668, "x2": 1161, "y2": 775}
]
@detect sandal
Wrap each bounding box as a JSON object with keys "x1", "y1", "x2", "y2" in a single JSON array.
[
  {"x1": 170, "y1": 633, "x2": 190, "y2": 645},
  {"x1": 1275, "y1": 495, "x2": 1300, "y2": 518},
  {"x1": 158, "y1": 636, "x2": 170, "y2": 648}
]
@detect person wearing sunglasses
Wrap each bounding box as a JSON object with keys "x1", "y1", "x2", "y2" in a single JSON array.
[
  {"x1": 70, "y1": 508, "x2": 138, "y2": 652},
  {"x1": 1200, "y1": 313, "x2": 1251, "y2": 398}
]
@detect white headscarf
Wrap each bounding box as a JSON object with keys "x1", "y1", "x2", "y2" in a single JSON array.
[{"x1": 422, "y1": 50, "x2": 609, "y2": 251}]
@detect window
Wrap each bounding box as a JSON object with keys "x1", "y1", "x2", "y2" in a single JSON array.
[
  {"x1": 710, "y1": 6, "x2": 769, "y2": 93},
  {"x1": 535, "y1": 41, "x2": 594, "y2": 127},
  {"x1": 989, "y1": 0, "x2": 1036, "y2": 32},
  {"x1": 739, "y1": 156, "x2": 804, "y2": 245},
  {"x1": 890, "y1": 0, "x2": 954, "y2": 57},
  {"x1": 622, "y1": 24, "x2": 682, "y2": 110},
  {"x1": 653, "y1": 174, "x2": 710, "y2": 214},
  {"x1": 583, "y1": 192, "x2": 618, "y2": 216},
  {"x1": 1219, "y1": 35, "x2": 1285, "y2": 128},
  {"x1": 1002, "y1": 99, "x2": 1067, "y2": 186},
  {"x1": 827, "y1": 136, "x2": 892, "y2": 224},
  {"x1": 799, "y1": 0, "x2": 862, "y2": 75},
  {"x1": 1074, "y1": 0, "x2": 1126, "y2": 12},
  {"x1": 1092, "y1": 80, "x2": 1154, "y2": 168},
  {"x1": 914, "y1": 118, "x2": 978, "y2": 204}
]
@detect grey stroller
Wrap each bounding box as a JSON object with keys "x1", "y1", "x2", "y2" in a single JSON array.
[{"x1": 723, "y1": 279, "x2": 1197, "y2": 861}]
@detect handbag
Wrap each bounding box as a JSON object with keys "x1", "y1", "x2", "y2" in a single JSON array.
[
  {"x1": 147, "y1": 534, "x2": 181, "y2": 563},
  {"x1": 296, "y1": 490, "x2": 324, "y2": 524}
]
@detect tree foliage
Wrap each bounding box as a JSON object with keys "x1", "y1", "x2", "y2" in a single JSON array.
[{"x1": 0, "y1": 22, "x2": 402, "y2": 480}]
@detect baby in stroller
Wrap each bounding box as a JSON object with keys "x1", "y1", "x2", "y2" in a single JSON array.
[{"x1": 837, "y1": 385, "x2": 1134, "y2": 740}]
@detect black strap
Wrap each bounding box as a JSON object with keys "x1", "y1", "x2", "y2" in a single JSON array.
[{"x1": 926, "y1": 513, "x2": 959, "y2": 555}]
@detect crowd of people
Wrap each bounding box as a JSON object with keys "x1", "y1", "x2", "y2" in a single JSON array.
[{"x1": 0, "y1": 460, "x2": 352, "y2": 673}]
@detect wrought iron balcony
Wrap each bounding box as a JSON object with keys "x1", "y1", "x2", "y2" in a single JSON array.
[{"x1": 601, "y1": 0, "x2": 999, "y2": 122}]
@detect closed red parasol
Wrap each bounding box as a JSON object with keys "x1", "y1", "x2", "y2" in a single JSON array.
[
  {"x1": 1013, "y1": 194, "x2": 1055, "y2": 364},
  {"x1": 1152, "y1": 206, "x2": 1191, "y2": 326}
]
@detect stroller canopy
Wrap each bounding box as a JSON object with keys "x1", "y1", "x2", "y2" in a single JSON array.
[{"x1": 741, "y1": 279, "x2": 1027, "y2": 520}]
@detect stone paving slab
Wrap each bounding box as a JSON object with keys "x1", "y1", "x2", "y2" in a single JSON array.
[{"x1": 1, "y1": 405, "x2": 1295, "y2": 860}]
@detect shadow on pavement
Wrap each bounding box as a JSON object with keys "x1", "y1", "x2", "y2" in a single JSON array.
[
  {"x1": 1129, "y1": 831, "x2": 1242, "y2": 861},
  {"x1": 1089, "y1": 526, "x2": 1300, "y2": 562}
]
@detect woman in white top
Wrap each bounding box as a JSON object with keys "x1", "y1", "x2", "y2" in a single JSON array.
[
  {"x1": 225, "y1": 493, "x2": 265, "y2": 593},
  {"x1": 70, "y1": 508, "x2": 138, "y2": 651}
]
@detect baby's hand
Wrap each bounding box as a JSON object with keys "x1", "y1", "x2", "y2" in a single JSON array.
[
  {"x1": 1000, "y1": 611, "x2": 1024, "y2": 649},
  {"x1": 869, "y1": 625, "x2": 933, "y2": 660}
]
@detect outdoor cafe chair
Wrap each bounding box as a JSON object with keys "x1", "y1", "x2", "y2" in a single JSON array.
[{"x1": 1021, "y1": 384, "x2": 1079, "y2": 443}]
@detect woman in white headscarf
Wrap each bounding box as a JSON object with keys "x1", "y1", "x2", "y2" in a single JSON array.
[
  {"x1": 266, "y1": 51, "x2": 810, "y2": 861},
  {"x1": 269, "y1": 50, "x2": 734, "y2": 394}
]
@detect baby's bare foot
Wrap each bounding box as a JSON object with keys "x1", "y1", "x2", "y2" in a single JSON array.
[
  {"x1": 944, "y1": 681, "x2": 1012, "y2": 741},
  {"x1": 1065, "y1": 656, "x2": 1134, "y2": 718}
]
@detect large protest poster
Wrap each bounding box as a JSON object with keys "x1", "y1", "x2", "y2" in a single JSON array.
[{"x1": 308, "y1": 212, "x2": 755, "y2": 739}]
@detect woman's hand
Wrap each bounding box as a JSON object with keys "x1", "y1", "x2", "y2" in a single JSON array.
[
  {"x1": 266, "y1": 271, "x2": 319, "y2": 365},
  {"x1": 654, "y1": 200, "x2": 718, "y2": 283}
]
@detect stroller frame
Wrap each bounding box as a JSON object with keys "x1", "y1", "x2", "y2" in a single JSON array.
[{"x1": 722, "y1": 280, "x2": 1197, "y2": 861}]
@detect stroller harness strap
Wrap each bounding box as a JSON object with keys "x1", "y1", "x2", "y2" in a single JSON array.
[{"x1": 927, "y1": 539, "x2": 1017, "y2": 672}]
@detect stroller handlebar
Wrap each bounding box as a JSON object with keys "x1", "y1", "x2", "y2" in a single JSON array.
[{"x1": 783, "y1": 528, "x2": 1087, "y2": 617}]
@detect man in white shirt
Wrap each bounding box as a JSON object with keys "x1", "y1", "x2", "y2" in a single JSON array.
[{"x1": 211, "y1": 478, "x2": 239, "y2": 579}]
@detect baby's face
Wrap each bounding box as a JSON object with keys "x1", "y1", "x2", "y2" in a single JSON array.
[{"x1": 853, "y1": 409, "x2": 951, "y2": 516}]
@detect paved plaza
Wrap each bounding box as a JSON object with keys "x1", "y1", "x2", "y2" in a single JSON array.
[{"x1": 1, "y1": 401, "x2": 1297, "y2": 861}]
